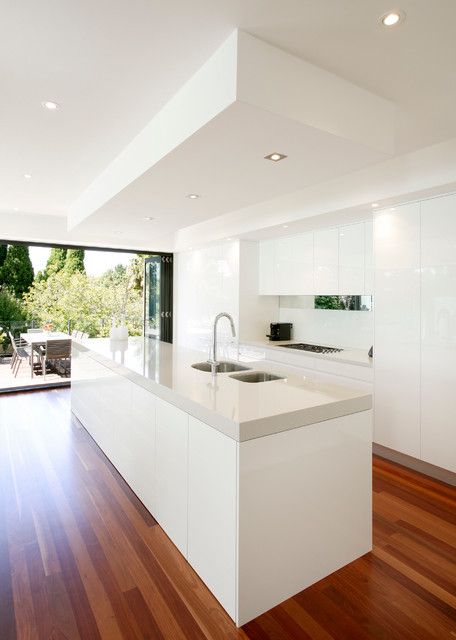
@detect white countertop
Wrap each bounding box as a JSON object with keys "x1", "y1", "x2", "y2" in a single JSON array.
[
  {"x1": 240, "y1": 339, "x2": 373, "y2": 368},
  {"x1": 73, "y1": 337, "x2": 372, "y2": 441}
]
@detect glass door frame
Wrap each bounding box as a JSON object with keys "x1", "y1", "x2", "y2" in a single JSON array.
[{"x1": 144, "y1": 253, "x2": 173, "y2": 343}]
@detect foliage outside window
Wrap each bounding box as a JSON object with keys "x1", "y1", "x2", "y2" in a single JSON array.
[{"x1": 314, "y1": 295, "x2": 372, "y2": 311}]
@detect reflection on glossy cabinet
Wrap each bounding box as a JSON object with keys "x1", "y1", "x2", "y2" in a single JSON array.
[
  {"x1": 339, "y1": 223, "x2": 364, "y2": 294},
  {"x1": 155, "y1": 398, "x2": 189, "y2": 555},
  {"x1": 259, "y1": 239, "x2": 276, "y2": 294},
  {"x1": 314, "y1": 228, "x2": 339, "y2": 294},
  {"x1": 420, "y1": 194, "x2": 456, "y2": 472},
  {"x1": 188, "y1": 417, "x2": 237, "y2": 618},
  {"x1": 374, "y1": 203, "x2": 421, "y2": 458}
]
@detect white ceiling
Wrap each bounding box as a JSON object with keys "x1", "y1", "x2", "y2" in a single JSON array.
[{"x1": 2, "y1": 0, "x2": 456, "y2": 249}]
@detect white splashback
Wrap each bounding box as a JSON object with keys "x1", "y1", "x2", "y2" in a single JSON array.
[
  {"x1": 175, "y1": 240, "x2": 277, "y2": 355},
  {"x1": 176, "y1": 241, "x2": 240, "y2": 356},
  {"x1": 279, "y1": 298, "x2": 373, "y2": 350}
]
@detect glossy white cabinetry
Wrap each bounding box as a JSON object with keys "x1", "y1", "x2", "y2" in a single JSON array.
[
  {"x1": 374, "y1": 203, "x2": 421, "y2": 458},
  {"x1": 276, "y1": 233, "x2": 314, "y2": 294},
  {"x1": 258, "y1": 239, "x2": 276, "y2": 294},
  {"x1": 188, "y1": 417, "x2": 237, "y2": 618},
  {"x1": 120, "y1": 385, "x2": 158, "y2": 515},
  {"x1": 258, "y1": 221, "x2": 373, "y2": 295},
  {"x1": 420, "y1": 194, "x2": 456, "y2": 472},
  {"x1": 237, "y1": 410, "x2": 372, "y2": 625},
  {"x1": 314, "y1": 227, "x2": 339, "y2": 294},
  {"x1": 72, "y1": 344, "x2": 372, "y2": 626},
  {"x1": 364, "y1": 219, "x2": 374, "y2": 294},
  {"x1": 155, "y1": 398, "x2": 189, "y2": 556},
  {"x1": 339, "y1": 223, "x2": 365, "y2": 294}
]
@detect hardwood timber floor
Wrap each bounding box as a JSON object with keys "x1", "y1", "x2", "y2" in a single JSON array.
[{"x1": 0, "y1": 388, "x2": 455, "y2": 640}]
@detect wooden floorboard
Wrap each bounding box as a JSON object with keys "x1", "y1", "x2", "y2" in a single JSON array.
[{"x1": 0, "y1": 388, "x2": 455, "y2": 639}]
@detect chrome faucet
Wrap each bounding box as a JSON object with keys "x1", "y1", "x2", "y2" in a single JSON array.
[{"x1": 207, "y1": 312, "x2": 236, "y2": 375}]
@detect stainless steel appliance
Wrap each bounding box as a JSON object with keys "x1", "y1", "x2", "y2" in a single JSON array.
[{"x1": 278, "y1": 343, "x2": 343, "y2": 354}]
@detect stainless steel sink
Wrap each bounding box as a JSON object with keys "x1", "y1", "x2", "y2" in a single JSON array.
[
  {"x1": 229, "y1": 371, "x2": 285, "y2": 383},
  {"x1": 191, "y1": 361, "x2": 251, "y2": 373}
]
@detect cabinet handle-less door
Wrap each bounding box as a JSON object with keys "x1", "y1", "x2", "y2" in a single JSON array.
[
  {"x1": 155, "y1": 398, "x2": 189, "y2": 556},
  {"x1": 420, "y1": 193, "x2": 456, "y2": 472}
]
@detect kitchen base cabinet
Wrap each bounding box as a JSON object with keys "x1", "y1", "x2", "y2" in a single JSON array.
[
  {"x1": 156, "y1": 398, "x2": 189, "y2": 556},
  {"x1": 72, "y1": 345, "x2": 372, "y2": 627},
  {"x1": 188, "y1": 417, "x2": 237, "y2": 618}
]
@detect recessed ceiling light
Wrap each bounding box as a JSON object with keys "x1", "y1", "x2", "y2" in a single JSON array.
[
  {"x1": 23, "y1": 173, "x2": 32, "y2": 180},
  {"x1": 380, "y1": 10, "x2": 405, "y2": 26},
  {"x1": 283, "y1": 225, "x2": 289, "y2": 229},
  {"x1": 41, "y1": 100, "x2": 60, "y2": 111},
  {"x1": 143, "y1": 216, "x2": 155, "y2": 221},
  {"x1": 265, "y1": 152, "x2": 287, "y2": 162},
  {"x1": 187, "y1": 193, "x2": 200, "y2": 199},
  {"x1": 371, "y1": 203, "x2": 379, "y2": 208},
  {"x1": 13, "y1": 207, "x2": 19, "y2": 211}
]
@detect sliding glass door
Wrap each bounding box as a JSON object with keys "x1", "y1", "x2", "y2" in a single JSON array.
[{"x1": 144, "y1": 255, "x2": 173, "y2": 343}]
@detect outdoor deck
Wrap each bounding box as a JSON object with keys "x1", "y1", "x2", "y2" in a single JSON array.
[{"x1": 0, "y1": 356, "x2": 70, "y2": 391}]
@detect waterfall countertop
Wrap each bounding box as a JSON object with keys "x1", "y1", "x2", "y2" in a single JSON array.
[{"x1": 72, "y1": 337, "x2": 372, "y2": 441}]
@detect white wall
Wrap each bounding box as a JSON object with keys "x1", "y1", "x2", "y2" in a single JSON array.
[
  {"x1": 176, "y1": 241, "x2": 239, "y2": 355},
  {"x1": 176, "y1": 240, "x2": 277, "y2": 354},
  {"x1": 278, "y1": 296, "x2": 373, "y2": 350}
]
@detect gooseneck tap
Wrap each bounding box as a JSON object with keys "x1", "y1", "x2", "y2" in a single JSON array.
[{"x1": 207, "y1": 312, "x2": 236, "y2": 375}]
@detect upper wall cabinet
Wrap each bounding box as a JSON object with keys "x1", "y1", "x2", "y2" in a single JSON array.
[
  {"x1": 276, "y1": 233, "x2": 314, "y2": 295},
  {"x1": 364, "y1": 220, "x2": 374, "y2": 295},
  {"x1": 259, "y1": 239, "x2": 276, "y2": 295},
  {"x1": 339, "y1": 223, "x2": 364, "y2": 294},
  {"x1": 314, "y1": 228, "x2": 339, "y2": 294},
  {"x1": 258, "y1": 220, "x2": 372, "y2": 296}
]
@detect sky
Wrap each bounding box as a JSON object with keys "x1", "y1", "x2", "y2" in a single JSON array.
[{"x1": 29, "y1": 246, "x2": 136, "y2": 277}]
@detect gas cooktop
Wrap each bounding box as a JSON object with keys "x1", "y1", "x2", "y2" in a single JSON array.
[{"x1": 278, "y1": 343, "x2": 343, "y2": 354}]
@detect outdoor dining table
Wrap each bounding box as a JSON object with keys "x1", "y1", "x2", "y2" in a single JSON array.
[{"x1": 20, "y1": 331, "x2": 71, "y2": 378}]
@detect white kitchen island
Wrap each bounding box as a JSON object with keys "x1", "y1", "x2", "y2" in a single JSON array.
[{"x1": 71, "y1": 337, "x2": 373, "y2": 626}]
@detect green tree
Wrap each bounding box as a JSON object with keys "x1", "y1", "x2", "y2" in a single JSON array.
[
  {"x1": 314, "y1": 296, "x2": 344, "y2": 310},
  {"x1": 44, "y1": 247, "x2": 67, "y2": 279},
  {"x1": 1, "y1": 244, "x2": 34, "y2": 297},
  {"x1": 24, "y1": 268, "x2": 143, "y2": 337},
  {"x1": 64, "y1": 249, "x2": 85, "y2": 275},
  {"x1": 0, "y1": 287, "x2": 27, "y2": 321}
]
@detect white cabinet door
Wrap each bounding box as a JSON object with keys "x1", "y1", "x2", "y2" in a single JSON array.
[
  {"x1": 258, "y1": 239, "x2": 276, "y2": 295},
  {"x1": 314, "y1": 228, "x2": 339, "y2": 294},
  {"x1": 276, "y1": 234, "x2": 314, "y2": 294},
  {"x1": 116, "y1": 384, "x2": 158, "y2": 516},
  {"x1": 374, "y1": 203, "x2": 421, "y2": 457},
  {"x1": 156, "y1": 398, "x2": 189, "y2": 556},
  {"x1": 421, "y1": 194, "x2": 456, "y2": 472},
  {"x1": 364, "y1": 219, "x2": 374, "y2": 294},
  {"x1": 338, "y1": 223, "x2": 365, "y2": 294},
  {"x1": 188, "y1": 417, "x2": 237, "y2": 619}
]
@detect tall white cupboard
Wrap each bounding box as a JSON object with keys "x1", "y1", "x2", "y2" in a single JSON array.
[{"x1": 374, "y1": 194, "x2": 456, "y2": 472}]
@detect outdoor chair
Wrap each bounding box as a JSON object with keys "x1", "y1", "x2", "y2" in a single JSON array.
[
  {"x1": 9, "y1": 332, "x2": 31, "y2": 377},
  {"x1": 39, "y1": 339, "x2": 72, "y2": 380}
]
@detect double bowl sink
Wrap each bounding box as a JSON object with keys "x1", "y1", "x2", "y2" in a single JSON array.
[{"x1": 191, "y1": 361, "x2": 284, "y2": 383}]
